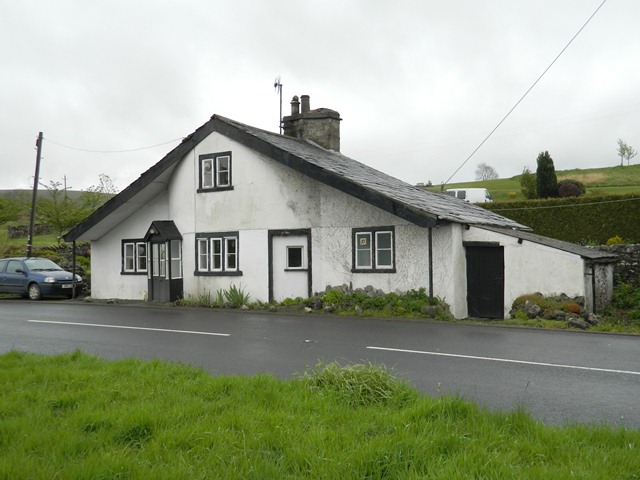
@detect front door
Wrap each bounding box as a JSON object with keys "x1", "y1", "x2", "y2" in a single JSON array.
[
  {"x1": 465, "y1": 244, "x2": 504, "y2": 318},
  {"x1": 144, "y1": 221, "x2": 183, "y2": 303},
  {"x1": 149, "y1": 241, "x2": 168, "y2": 302},
  {"x1": 269, "y1": 230, "x2": 311, "y2": 302}
]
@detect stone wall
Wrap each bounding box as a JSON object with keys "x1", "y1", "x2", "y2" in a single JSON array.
[
  {"x1": 597, "y1": 244, "x2": 640, "y2": 287},
  {"x1": 7, "y1": 224, "x2": 50, "y2": 239}
]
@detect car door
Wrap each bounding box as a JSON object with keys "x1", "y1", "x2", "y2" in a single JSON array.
[
  {"x1": 4, "y1": 260, "x2": 28, "y2": 294},
  {"x1": 0, "y1": 260, "x2": 8, "y2": 293}
]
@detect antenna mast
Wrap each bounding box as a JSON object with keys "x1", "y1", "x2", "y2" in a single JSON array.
[{"x1": 274, "y1": 76, "x2": 283, "y2": 134}]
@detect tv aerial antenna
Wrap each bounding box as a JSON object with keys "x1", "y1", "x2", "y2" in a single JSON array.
[{"x1": 274, "y1": 76, "x2": 283, "y2": 134}]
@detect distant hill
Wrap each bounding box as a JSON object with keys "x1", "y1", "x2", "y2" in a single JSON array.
[
  {"x1": 427, "y1": 164, "x2": 640, "y2": 202},
  {"x1": 0, "y1": 189, "x2": 85, "y2": 201}
]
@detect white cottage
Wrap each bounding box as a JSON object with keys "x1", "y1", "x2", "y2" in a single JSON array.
[{"x1": 64, "y1": 96, "x2": 616, "y2": 318}]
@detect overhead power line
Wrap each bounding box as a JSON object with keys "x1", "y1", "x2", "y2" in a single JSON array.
[
  {"x1": 44, "y1": 136, "x2": 184, "y2": 154},
  {"x1": 491, "y1": 196, "x2": 640, "y2": 212},
  {"x1": 443, "y1": 0, "x2": 609, "y2": 187}
]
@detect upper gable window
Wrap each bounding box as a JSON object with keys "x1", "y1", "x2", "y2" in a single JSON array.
[{"x1": 198, "y1": 151, "x2": 233, "y2": 192}]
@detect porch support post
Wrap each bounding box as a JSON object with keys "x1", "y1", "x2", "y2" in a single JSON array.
[
  {"x1": 71, "y1": 241, "x2": 77, "y2": 299},
  {"x1": 428, "y1": 227, "x2": 434, "y2": 301}
]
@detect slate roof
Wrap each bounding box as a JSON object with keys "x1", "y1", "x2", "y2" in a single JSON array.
[
  {"x1": 144, "y1": 220, "x2": 182, "y2": 242},
  {"x1": 64, "y1": 114, "x2": 527, "y2": 241},
  {"x1": 480, "y1": 226, "x2": 618, "y2": 262}
]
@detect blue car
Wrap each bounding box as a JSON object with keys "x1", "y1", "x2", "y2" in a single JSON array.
[{"x1": 0, "y1": 257, "x2": 83, "y2": 300}]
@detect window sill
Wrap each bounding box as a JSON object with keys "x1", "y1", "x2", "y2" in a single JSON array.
[
  {"x1": 194, "y1": 270, "x2": 243, "y2": 277},
  {"x1": 197, "y1": 186, "x2": 234, "y2": 193},
  {"x1": 351, "y1": 268, "x2": 396, "y2": 274},
  {"x1": 121, "y1": 271, "x2": 148, "y2": 275},
  {"x1": 284, "y1": 268, "x2": 308, "y2": 272}
]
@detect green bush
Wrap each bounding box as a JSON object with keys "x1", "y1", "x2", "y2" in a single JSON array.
[
  {"x1": 557, "y1": 182, "x2": 582, "y2": 198},
  {"x1": 557, "y1": 179, "x2": 585, "y2": 197},
  {"x1": 519, "y1": 166, "x2": 537, "y2": 199},
  {"x1": 603, "y1": 282, "x2": 640, "y2": 330},
  {"x1": 606, "y1": 235, "x2": 624, "y2": 245},
  {"x1": 511, "y1": 293, "x2": 583, "y2": 318},
  {"x1": 223, "y1": 284, "x2": 250, "y2": 307}
]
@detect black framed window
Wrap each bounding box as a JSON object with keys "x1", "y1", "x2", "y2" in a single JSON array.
[
  {"x1": 195, "y1": 232, "x2": 242, "y2": 276},
  {"x1": 122, "y1": 240, "x2": 148, "y2": 274},
  {"x1": 352, "y1": 226, "x2": 396, "y2": 273},
  {"x1": 198, "y1": 151, "x2": 233, "y2": 192}
]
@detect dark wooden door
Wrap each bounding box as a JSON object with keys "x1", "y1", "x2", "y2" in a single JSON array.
[
  {"x1": 465, "y1": 245, "x2": 504, "y2": 318},
  {"x1": 149, "y1": 242, "x2": 169, "y2": 302}
]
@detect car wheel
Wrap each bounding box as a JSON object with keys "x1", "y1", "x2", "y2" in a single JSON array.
[{"x1": 28, "y1": 283, "x2": 42, "y2": 301}]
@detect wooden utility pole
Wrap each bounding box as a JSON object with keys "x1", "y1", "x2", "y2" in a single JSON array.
[{"x1": 26, "y1": 132, "x2": 43, "y2": 257}]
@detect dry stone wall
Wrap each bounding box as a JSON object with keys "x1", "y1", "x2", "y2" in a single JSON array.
[{"x1": 597, "y1": 244, "x2": 640, "y2": 287}]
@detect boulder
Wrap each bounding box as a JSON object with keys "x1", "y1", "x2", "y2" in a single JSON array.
[
  {"x1": 568, "y1": 318, "x2": 589, "y2": 330},
  {"x1": 585, "y1": 313, "x2": 602, "y2": 326},
  {"x1": 310, "y1": 298, "x2": 323, "y2": 310},
  {"x1": 524, "y1": 300, "x2": 542, "y2": 319},
  {"x1": 421, "y1": 304, "x2": 442, "y2": 318}
]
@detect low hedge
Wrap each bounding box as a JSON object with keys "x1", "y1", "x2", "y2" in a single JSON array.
[{"x1": 481, "y1": 193, "x2": 640, "y2": 244}]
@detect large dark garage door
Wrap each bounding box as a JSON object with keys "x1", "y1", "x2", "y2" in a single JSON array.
[{"x1": 465, "y1": 243, "x2": 504, "y2": 318}]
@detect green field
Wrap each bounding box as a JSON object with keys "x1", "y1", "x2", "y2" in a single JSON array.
[
  {"x1": 2, "y1": 351, "x2": 638, "y2": 479},
  {"x1": 429, "y1": 164, "x2": 640, "y2": 202}
]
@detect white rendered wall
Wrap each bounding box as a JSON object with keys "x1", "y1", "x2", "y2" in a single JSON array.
[
  {"x1": 90, "y1": 193, "x2": 169, "y2": 299},
  {"x1": 91, "y1": 130, "x2": 590, "y2": 319},
  {"x1": 464, "y1": 226, "x2": 586, "y2": 317},
  {"x1": 158, "y1": 132, "x2": 438, "y2": 303}
]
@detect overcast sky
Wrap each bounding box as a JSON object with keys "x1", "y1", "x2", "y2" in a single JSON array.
[{"x1": 2, "y1": 0, "x2": 637, "y2": 193}]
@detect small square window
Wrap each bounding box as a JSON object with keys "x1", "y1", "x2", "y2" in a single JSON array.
[{"x1": 287, "y1": 246, "x2": 304, "y2": 269}]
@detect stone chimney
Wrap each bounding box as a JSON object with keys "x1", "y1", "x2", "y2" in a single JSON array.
[{"x1": 282, "y1": 95, "x2": 341, "y2": 151}]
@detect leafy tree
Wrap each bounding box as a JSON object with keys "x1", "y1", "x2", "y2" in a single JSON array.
[
  {"x1": 519, "y1": 166, "x2": 537, "y2": 199},
  {"x1": 475, "y1": 163, "x2": 499, "y2": 181},
  {"x1": 617, "y1": 139, "x2": 637, "y2": 166},
  {"x1": 36, "y1": 174, "x2": 117, "y2": 243},
  {"x1": 79, "y1": 173, "x2": 117, "y2": 210},
  {"x1": 0, "y1": 197, "x2": 24, "y2": 224},
  {"x1": 36, "y1": 181, "x2": 85, "y2": 242},
  {"x1": 536, "y1": 151, "x2": 558, "y2": 199}
]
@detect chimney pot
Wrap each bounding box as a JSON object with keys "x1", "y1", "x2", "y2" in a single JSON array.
[
  {"x1": 282, "y1": 94, "x2": 341, "y2": 151},
  {"x1": 300, "y1": 95, "x2": 310, "y2": 114},
  {"x1": 290, "y1": 96, "x2": 300, "y2": 115}
]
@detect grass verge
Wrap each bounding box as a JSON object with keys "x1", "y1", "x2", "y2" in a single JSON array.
[{"x1": 1, "y1": 351, "x2": 639, "y2": 479}]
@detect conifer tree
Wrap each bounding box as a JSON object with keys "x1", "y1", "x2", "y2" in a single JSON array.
[{"x1": 536, "y1": 151, "x2": 558, "y2": 198}]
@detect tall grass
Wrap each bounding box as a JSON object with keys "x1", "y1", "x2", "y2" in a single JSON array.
[{"x1": 1, "y1": 351, "x2": 638, "y2": 479}]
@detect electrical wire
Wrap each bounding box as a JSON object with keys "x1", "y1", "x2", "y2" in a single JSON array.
[
  {"x1": 44, "y1": 136, "x2": 184, "y2": 154},
  {"x1": 443, "y1": 0, "x2": 609, "y2": 187}
]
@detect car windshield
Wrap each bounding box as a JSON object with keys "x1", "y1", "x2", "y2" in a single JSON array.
[{"x1": 24, "y1": 259, "x2": 64, "y2": 272}]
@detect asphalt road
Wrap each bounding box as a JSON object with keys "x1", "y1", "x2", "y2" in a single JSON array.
[{"x1": 1, "y1": 299, "x2": 639, "y2": 428}]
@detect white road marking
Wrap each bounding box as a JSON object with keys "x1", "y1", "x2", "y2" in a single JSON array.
[
  {"x1": 28, "y1": 320, "x2": 230, "y2": 337},
  {"x1": 367, "y1": 346, "x2": 640, "y2": 376}
]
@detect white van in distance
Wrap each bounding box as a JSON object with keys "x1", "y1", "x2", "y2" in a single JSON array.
[{"x1": 446, "y1": 188, "x2": 493, "y2": 203}]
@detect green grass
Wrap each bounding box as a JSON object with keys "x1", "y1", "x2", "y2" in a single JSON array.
[
  {"x1": 0, "y1": 223, "x2": 60, "y2": 255},
  {"x1": 1, "y1": 351, "x2": 639, "y2": 479},
  {"x1": 429, "y1": 164, "x2": 640, "y2": 201}
]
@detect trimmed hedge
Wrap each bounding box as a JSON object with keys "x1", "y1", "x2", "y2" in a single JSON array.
[{"x1": 481, "y1": 193, "x2": 640, "y2": 244}]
